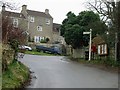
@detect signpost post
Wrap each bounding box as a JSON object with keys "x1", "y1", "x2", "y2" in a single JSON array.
[{"x1": 83, "y1": 29, "x2": 92, "y2": 61}]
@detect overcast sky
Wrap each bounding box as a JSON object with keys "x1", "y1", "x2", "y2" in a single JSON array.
[{"x1": 2, "y1": 0, "x2": 89, "y2": 24}]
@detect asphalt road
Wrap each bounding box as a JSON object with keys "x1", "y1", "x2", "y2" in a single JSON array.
[{"x1": 19, "y1": 54, "x2": 118, "y2": 88}]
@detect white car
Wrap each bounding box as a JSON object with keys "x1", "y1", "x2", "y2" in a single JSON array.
[{"x1": 19, "y1": 45, "x2": 32, "y2": 51}]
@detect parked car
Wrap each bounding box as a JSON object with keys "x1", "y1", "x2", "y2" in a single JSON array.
[
  {"x1": 36, "y1": 45, "x2": 61, "y2": 55},
  {"x1": 19, "y1": 45, "x2": 32, "y2": 51}
]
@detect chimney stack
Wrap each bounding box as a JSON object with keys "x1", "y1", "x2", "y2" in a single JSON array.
[
  {"x1": 2, "y1": 4, "x2": 5, "y2": 12},
  {"x1": 45, "y1": 9, "x2": 49, "y2": 14},
  {"x1": 21, "y1": 5, "x2": 27, "y2": 18},
  {"x1": 21, "y1": 5, "x2": 27, "y2": 12}
]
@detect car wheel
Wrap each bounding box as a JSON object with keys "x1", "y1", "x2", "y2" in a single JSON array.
[{"x1": 26, "y1": 48, "x2": 29, "y2": 51}]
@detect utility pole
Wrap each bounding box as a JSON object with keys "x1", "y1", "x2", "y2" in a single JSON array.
[
  {"x1": 89, "y1": 29, "x2": 92, "y2": 61},
  {"x1": 83, "y1": 29, "x2": 92, "y2": 61},
  {"x1": 115, "y1": 32, "x2": 118, "y2": 61},
  {"x1": 114, "y1": 1, "x2": 119, "y2": 61}
]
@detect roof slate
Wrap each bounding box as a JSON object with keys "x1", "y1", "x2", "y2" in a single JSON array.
[
  {"x1": 53, "y1": 23, "x2": 61, "y2": 28},
  {"x1": 27, "y1": 10, "x2": 53, "y2": 18},
  {"x1": 2, "y1": 8, "x2": 53, "y2": 19},
  {"x1": 2, "y1": 11, "x2": 25, "y2": 18}
]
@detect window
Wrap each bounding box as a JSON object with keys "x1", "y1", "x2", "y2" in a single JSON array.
[
  {"x1": 34, "y1": 36, "x2": 45, "y2": 42},
  {"x1": 13, "y1": 18, "x2": 18, "y2": 27},
  {"x1": 40, "y1": 37, "x2": 45, "y2": 41},
  {"x1": 37, "y1": 25, "x2": 42, "y2": 31},
  {"x1": 30, "y1": 16, "x2": 34, "y2": 22},
  {"x1": 46, "y1": 19, "x2": 50, "y2": 25},
  {"x1": 34, "y1": 36, "x2": 40, "y2": 42}
]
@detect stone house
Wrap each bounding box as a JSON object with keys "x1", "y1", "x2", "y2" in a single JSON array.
[
  {"x1": 1, "y1": 5, "x2": 61, "y2": 44},
  {"x1": 53, "y1": 23, "x2": 61, "y2": 43},
  {"x1": 21, "y1": 5, "x2": 53, "y2": 43},
  {"x1": 53, "y1": 23, "x2": 66, "y2": 45},
  {"x1": 2, "y1": 5, "x2": 27, "y2": 32}
]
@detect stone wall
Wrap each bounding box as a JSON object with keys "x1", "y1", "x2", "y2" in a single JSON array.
[
  {"x1": 72, "y1": 48, "x2": 85, "y2": 59},
  {"x1": 2, "y1": 49, "x2": 14, "y2": 65},
  {"x1": 66, "y1": 45, "x2": 72, "y2": 56},
  {"x1": 2, "y1": 44, "x2": 15, "y2": 71}
]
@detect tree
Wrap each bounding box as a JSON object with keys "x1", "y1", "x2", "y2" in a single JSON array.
[
  {"x1": 64, "y1": 24, "x2": 84, "y2": 49},
  {"x1": 61, "y1": 11, "x2": 77, "y2": 36},
  {"x1": 61, "y1": 11, "x2": 107, "y2": 49},
  {"x1": 77, "y1": 11, "x2": 107, "y2": 37},
  {"x1": 2, "y1": 15, "x2": 27, "y2": 59},
  {"x1": 0, "y1": 0, "x2": 19, "y2": 10},
  {"x1": 86, "y1": 0, "x2": 120, "y2": 40},
  {"x1": 87, "y1": 0, "x2": 120, "y2": 60},
  {"x1": 86, "y1": 0, "x2": 115, "y2": 22},
  {"x1": 1, "y1": 1, "x2": 27, "y2": 72}
]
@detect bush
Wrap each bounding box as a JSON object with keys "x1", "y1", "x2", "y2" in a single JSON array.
[
  {"x1": 40, "y1": 39, "x2": 47, "y2": 43},
  {"x1": 40, "y1": 38, "x2": 50, "y2": 43},
  {"x1": 46, "y1": 38, "x2": 50, "y2": 42}
]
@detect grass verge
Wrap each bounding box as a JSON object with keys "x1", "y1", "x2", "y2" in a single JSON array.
[
  {"x1": 68, "y1": 56, "x2": 119, "y2": 73},
  {"x1": 25, "y1": 50, "x2": 60, "y2": 56},
  {"x1": 2, "y1": 60, "x2": 30, "y2": 89},
  {"x1": 69, "y1": 56, "x2": 120, "y2": 67}
]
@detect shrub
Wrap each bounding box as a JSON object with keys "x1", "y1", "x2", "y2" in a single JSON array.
[{"x1": 40, "y1": 39, "x2": 47, "y2": 43}]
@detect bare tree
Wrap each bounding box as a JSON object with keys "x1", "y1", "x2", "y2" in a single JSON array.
[
  {"x1": 86, "y1": 0, "x2": 117, "y2": 22},
  {"x1": 0, "y1": 0, "x2": 19, "y2": 10},
  {"x1": 86, "y1": 0, "x2": 120, "y2": 61}
]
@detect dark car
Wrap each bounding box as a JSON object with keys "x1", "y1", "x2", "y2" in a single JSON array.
[{"x1": 36, "y1": 45, "x2": 61, "y2": 55}]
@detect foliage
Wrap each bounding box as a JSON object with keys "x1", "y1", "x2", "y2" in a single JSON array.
[
  {"x1": 77, "y1": 11, "x2": 100, "y2": 26},
  {"x1": 64, "y1": 24, "x2": 84, "y2": 48},
  {"x1": 40, "y1": 37, "x2": 50, "y2": 43},
  {"x1": 87, "y1": 0, "x2": 120, "y2": 61},
  {"x1": 46, "y1": 37, "x2": 50, "y2": 42},
  {"x1": 28, "y1": 37, "x2": 34, "y2": 42},
  {"x1": 61, "y1": 11, "x2": 107, "y2": 49},
  {"x1": 2, "y1": 15, "x2": 12, "y2": 43},
  {"x1": 2, "y1": 14, "x2": 27, "y2": 60},
  {"x1": 9, "y1": 39, "x2": 19, "y2": 50},
  {"x1": 2, "y1": 61, "x2": 30, "y2": 88},
  {"x1": 2, "y1": 15, "x2": 26, "y2": 45}
]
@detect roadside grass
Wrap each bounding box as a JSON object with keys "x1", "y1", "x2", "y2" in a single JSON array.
[
  {"x1": 68, "y1": 56, "x2": 119, "y2": 72},
  {"x1": 2, "y1": 60, "x2": 30, "y2": 89},
  {"x1": 69, "y1": 56, "x2": 120, "y2": 67},
  {"x1": 25, "y1": 50, "x2": 61, "y2": 56}
]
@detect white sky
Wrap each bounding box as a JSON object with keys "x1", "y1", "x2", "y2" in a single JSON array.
[{"x1": 2, "y1": 0, "x2": 88, "y2": 24}]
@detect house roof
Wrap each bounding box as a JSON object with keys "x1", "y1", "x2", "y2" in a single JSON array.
[
  {"x1": 53, "y1": 23, "x2": 61, "y2": 32},
  {"x1": 92, "y1": 35, "x2": 105, "y2": 46},
  {"x1": 53, "y1": 23, "x2": 61, "y2": 27},
  {"x1": 27, "y1": 10, "x2": 53, "y2": 18},
  {"x1": 2, "y1": 11, "x2": 25, "y2": 18},
  {"x1": 2, "y1": 10, "x2": 53, "y2": 19}
]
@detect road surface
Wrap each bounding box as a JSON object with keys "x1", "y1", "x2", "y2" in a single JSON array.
[{"x1": 19, "y1": 54, "x2": 118, "y2": 88}]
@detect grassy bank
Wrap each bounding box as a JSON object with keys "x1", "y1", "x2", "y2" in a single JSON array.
[{"x1": 2, "y1": 60, "x2": 30, "y2": 89}]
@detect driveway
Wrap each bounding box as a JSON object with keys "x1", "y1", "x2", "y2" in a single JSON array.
[{"x1": 19, "y1": 54, "x2": 118, "y2": 88}]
